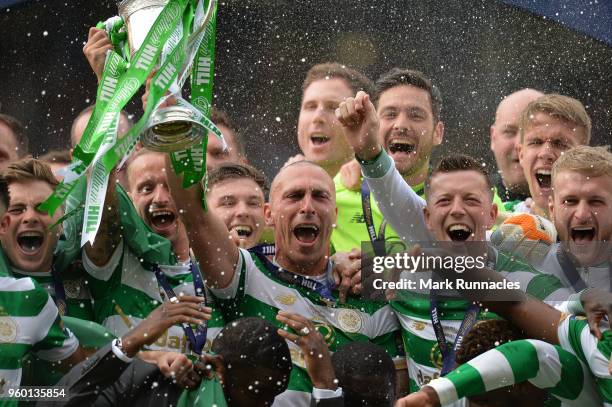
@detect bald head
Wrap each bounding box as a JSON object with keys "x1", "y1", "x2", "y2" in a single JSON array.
[
  {"x1": 271, "y1": 161, "x2": 335, "y2": 202},
  {"x1": 491, "y1": 88, "x2": 544, "y2": 192},
  {"x1": 266, "y1": 160, "x2": 337, "y2": 275},
  {"x1": 495, "y1": 89, "x2": 544, "y2": 119}
]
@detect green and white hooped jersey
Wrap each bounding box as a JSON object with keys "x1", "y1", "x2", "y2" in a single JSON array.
[
  {"x1": 10, "y1": 267, "x2": 94, "y2": 321},
  {"x1": 558, "y1": 316, "x2": 612, "y2": 406},
  {"x1": 83, "y1": 240, "x2": 225, "y2": 355},
  {"x1": 427, "y1": 338, "x2": 601, "y2": 406},
  {"x1": 391, "y1": 249, "x2": 572, "y2": 395},
  {"x1": 210, "y1": 248, "x2": 401, "y2": 407},
  {"x1": 0, "y1": 275, "x2": 78, "y2": 404}
]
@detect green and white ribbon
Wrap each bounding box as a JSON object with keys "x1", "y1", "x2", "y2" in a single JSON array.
[
  {"x1": 171, "y1": 0, "x2": 220, "y2": 204},
  {"x1": 81, "y1": 3, "x2": 193, "y2": 245},
  {"x1": 41, "y1": 0, "x2": 222, "y2": 246},
  {"x1": 39, "y1": 0, "x2": 190, "y2": 218}
]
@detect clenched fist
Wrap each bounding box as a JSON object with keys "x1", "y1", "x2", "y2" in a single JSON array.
[{"x1": 335, "y1": 91, "x2": 382, "y2": 161}]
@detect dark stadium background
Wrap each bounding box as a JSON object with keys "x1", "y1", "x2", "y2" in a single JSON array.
[{"x1": 1, "y1": 0, "x2": 610, "y2": 180}]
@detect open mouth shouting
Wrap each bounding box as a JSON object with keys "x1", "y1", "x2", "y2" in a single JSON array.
[
  {"x1": 446, "y1": 224, "x2": 473, "y2": 242},
  {"x1": 230, "y1": 225, "x2": 253, "y2": 239},
  {"x1": 387, "y1": 138, "x2": 416, "y2": 156},
  {"x1": 570, "y1": 225, "x2": 596, "y2": 245},
  {"x1": 17, "y1": 230, "x2": 45, "y2": 255},
  {"x1": 534, "y1": 169, "x2": 552, "y2": 190},
  {"x1": 147, "y1": 207, "x2": 177, "y2": 235},
  {"x1": 310, "y1": 134, "x2": 331, "y2": 146},
  {"x1": 292, "y1": 223, "x2": 320, "y2": 245}
]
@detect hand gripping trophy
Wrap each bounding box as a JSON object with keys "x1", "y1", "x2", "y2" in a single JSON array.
[
  {"x1": 39, "y1": 0, "x2": 222, "y2": 246},
  {"x1": 118, "y1": 0, "x2": 217, "y2": 152}
]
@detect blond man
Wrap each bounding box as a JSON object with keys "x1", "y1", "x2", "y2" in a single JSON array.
[
  {"x1": 542, "y1": 145, "x2": 611, "y2": 290},
  {"x1": 514, "y1": 94, "x2": 591, "y2": 217}
]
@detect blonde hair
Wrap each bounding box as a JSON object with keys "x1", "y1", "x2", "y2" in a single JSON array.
[
  {"x1": 552, "y1": 145, "x2": 612, "y2": 181},
  {"x1": 519, "y1": 94, "x2": 591, "y2": 144}
]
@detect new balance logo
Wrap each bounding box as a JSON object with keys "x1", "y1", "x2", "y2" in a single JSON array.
[{"x1": 350, "y1": 213, "x2": 365, "y2": 223}]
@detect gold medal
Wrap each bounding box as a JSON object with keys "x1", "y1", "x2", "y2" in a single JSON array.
[
  {"x1": 289, "y1": 348, "x2": 306, "y2": 368},
  {"x1": 429, "y1": 342, "x2": 443, "y2": 369},
  {"x1": 63, "y1": 279, "x2": 82, "y2": 298}
]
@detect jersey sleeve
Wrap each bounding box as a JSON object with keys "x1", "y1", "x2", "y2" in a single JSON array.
[
  {"x1": 82, "y1": 238, "x2": 124, "y2": 282},
  {"x1": 558, "y1": 316, "x2": 612, "y2": 405},
  {"x1": 426, "y1": 339, "x2": 600, "y2": 406},
  {"x1": 361, "y1": 150, "x2": 431, "y2": 244},
  {"x1": 207, "y1": 248, "x2": 248, "y2": 320}
]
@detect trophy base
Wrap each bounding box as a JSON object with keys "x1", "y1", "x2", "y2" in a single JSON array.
[{"x1": 142, "y1": 106, "x2": 206, "y2": 153}]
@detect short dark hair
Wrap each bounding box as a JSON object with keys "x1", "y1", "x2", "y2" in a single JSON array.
[
  {"x1": 302, "y1": 62, "x2": 374, "y2": 96},
  {"x1": 425, "y1": 155, "x2": 493, "y2": 199},
  {"x1": 373, "y1": 68, "x2": 442, "y2": 123},
  {"x1": 455, "y1": 320, "x2": 522, "y2": 365},
  {"x1": 38, "y1": 150, "x2": 72, "y2": 166},
  {"x1": 332, "y1": 342, "x2": 396, "y2": 406},
  {"x1": 211, "y1": 107, "x2": 246, "y2": 157},
  {"x1": 0, "y1": 113, "x2": 28, "y2": 157},
  {"x1": 0, "y1": 157, "x2": 58, "y2": 209},
  {"x1": 207, "y1": 162, "x2": 268, "y2": 195},
  {"x1": 212, "y1": 317, "x2": 292, "y2": 399}
]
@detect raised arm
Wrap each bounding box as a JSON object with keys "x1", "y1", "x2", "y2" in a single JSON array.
[
  {"x1": 83, "y1": 27, "x2": 114, "y2": 83},
  {"x1": 336, "y1": 91, "x2": 431, "y2": 244},
  {"x1": 397, "y1": 339, "x2": 599, "y2": 407},
  {"x1": 164, "y1": 155, "x2": 239, "y2": 288}
]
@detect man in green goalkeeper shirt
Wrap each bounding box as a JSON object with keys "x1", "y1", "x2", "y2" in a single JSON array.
[
  {"x1": 331, "y1": 68, "x2": 508, "y2": 253},
  {"x1": 332, "y1": 68, "x2": 444, "y2": 253},
  {"x1": 166, "y1": 157, "x2": 401, "y2": 407}
]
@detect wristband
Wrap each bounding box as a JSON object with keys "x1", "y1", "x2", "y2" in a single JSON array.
[{"x1": 356, "y1": 147, "x2": 383, "y2": 165}]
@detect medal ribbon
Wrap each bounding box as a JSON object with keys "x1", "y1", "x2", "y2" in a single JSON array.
[
  {"x1": 154, "y1": 261, "x2": 208, "y2": 354},
  {"x1": 51, "y1": 265, "x2": 68, "y2": 316},
  {"x1": 361, "y1": 181, "x2": 387, "y2": 257},
  {"x1": 429, "y1": 247, "x2": 496, "y2": 376},
  {"x1": 429, "y1": 295, "x2": 479, "y2": 376},
  {"x1": 250, "y1": 244, "x2": 337, "y2": 305}
]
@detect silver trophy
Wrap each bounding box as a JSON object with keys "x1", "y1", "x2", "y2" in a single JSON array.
[{"x1": 118, "y1": 0, "x2": 215, "y2": 152}]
